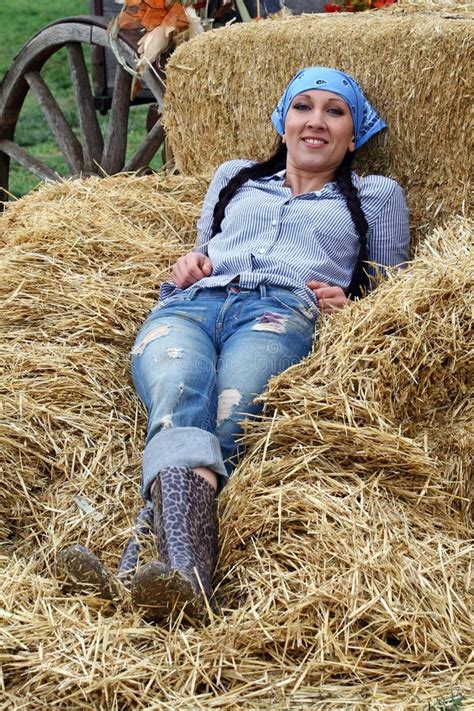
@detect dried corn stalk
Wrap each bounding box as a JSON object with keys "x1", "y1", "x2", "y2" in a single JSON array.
[{"x1": 109, "y1": 0, "x2": 204, "y2": 96}]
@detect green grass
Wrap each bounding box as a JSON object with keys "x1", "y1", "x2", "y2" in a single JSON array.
[{"x1": 0, "y1": 0, "x2": 161, "y2": 199}]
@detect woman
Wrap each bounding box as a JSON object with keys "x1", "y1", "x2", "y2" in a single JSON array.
[{"x1": 58, "y1": 67, "x2": 410, "y2": 621}]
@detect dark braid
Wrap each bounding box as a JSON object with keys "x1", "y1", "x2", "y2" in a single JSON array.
[
  {"x1": 211, "y1": 140, "x2": 287, "y2": 238},
  {"x1": 334, "y1": 150, "x2": 370, "y2": 299},
  {"x1": 211, "y1": 142, "x2": 370, "y2": 299}
]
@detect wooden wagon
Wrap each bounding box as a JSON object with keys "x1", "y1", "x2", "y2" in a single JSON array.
[{"x1": 0, "y1": 0, "x2": 170, "y2": 202}]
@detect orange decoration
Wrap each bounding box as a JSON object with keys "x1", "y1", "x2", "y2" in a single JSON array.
[
  {"x1": 118, "y1": 0, "x2": 142, "y2": 30},
  {"x1": 161, "y1": 2, "x2": 189, "y2": 29},
  {"x1": 144, "y1": 0, "x2": 168, "y2": 8},
  {"x1": 118, "y1": 11, "x2": 142, "y2": 30},
  {"x1": 118, "y1": 0, "x2": 190, "y2": 32},
  {"x1": 138, "y1": 7, "x2": 168, "y2": 29}
]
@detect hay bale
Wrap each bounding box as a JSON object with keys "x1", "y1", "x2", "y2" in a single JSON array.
[
  {"x1": 397, "y1": 0, "x2": 472, "y2": 12},
  {"x1": 232, "y1": 215, "x2": 473, "y2": 522},
  {"x1": 0, "y1": 174, "x2": 472, "y2": 706},
  {"x1": 164, "y1": 13, "x2": 473, "y2": 242},
  {"x1": 0, "y1": 174, "x2": 208, "y2": 544}
]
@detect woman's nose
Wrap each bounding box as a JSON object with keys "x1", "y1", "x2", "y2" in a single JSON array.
[{"x1": 306, "y1": 109, "x2": 326, "y2": 128}]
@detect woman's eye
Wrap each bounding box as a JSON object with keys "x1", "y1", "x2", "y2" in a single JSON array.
[
  {"x1": 327, "y1": 107, "x2": 344, "y2": 116},
  {"x1": 293, "y1": 103, "x2": 310, "y2": 111}
]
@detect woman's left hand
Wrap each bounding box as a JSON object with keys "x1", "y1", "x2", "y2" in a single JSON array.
[{"x1": 307, "y1": 280, "x2": 348, "y2": 313}]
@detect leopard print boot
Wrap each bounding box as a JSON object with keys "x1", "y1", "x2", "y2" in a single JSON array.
[
  {"x1": 57, "y1": 544, "x2": 118, "y2": 600},
  {"x1": 131, "y1": 466, "x2": 218, "y2": 622},
  {"x1": 116, "y1": 505, "x2": 154, "y2": 585}
]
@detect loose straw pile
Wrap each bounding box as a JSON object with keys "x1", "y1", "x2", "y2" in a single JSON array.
[
  {"x1": 0, "y1": 174, "x2": 208, "y2": 548},
  {"x1": 0, "y1": 171, "x2": 472, "y2": 706}
]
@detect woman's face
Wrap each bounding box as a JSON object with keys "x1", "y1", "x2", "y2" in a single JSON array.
[{"x1": 283, "y1": 89, "x2": 355, "y2": 178}]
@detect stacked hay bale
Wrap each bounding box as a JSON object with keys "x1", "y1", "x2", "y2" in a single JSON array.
[
  {"x1": 397, "y1": 0, "x2": 472, "y2": 11},
  {"x1": 165, "y1": 12, "x2": 473, "y2": 246},
  {"x1": 1, "y1": 9, "x2": 472, "y2": 710}
]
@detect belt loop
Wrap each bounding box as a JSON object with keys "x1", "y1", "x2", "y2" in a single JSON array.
[
  {"x1": 260, "y1": 284, "x2": 267, "y2": 298},
  {"x1": 186, "y1": 285, "x2": 199, "y2": 301}
]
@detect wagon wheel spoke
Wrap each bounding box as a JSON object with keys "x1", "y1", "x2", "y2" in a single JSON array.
[
  {"x1": 124, "y1": 119, "x2": 165, "y2": 172},
  {"x1": 24, "y1": 70, "x2": 84, "y2": 174},
  {"x1": 101, "y1": 66, "x2": 132, "y2": 175},
  {"x1": 0, "y1": 139, "x2": 60, "y2": 182},
  {"x1": 0, "y1": 154, "x2": 9, "y2": 200},
  {"x1": 66, "y1": 42, "x2": 104, "y2": 172}
]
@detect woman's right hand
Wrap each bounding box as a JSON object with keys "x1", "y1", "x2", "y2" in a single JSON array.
[{"x1": 171, "y1": 252, "x2": 213, "y2": 289}]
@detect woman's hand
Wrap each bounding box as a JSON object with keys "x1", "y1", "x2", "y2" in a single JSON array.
[
  {"x1": 307, "y1": 280, "x2": 348, "y2": 313},
  {"x1": 171, "y1": 252, "x2": 212, "y2": 289}
]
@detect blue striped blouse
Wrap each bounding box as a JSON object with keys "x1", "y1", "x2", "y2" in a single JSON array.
[{"x1": 160, "y1": 159, "x2": 410, "y2": 306}]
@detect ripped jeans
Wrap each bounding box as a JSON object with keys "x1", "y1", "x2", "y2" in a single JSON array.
[{"x1": 131, "y1": 284, "x2": 318, "y2": 499}]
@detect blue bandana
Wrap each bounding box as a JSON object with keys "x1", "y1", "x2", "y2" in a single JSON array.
[{"x1": 271, "y1": 67, "x2": 386, "y2": 150}]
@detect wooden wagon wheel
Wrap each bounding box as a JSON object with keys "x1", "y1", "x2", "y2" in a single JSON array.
[{"x1": 0, "y1": 16, "x2": 166, "y2": 202}]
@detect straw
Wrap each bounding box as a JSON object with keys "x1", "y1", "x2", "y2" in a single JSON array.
[{"x1": 0, "y1": 170, "x2": 471, "y2": 706}]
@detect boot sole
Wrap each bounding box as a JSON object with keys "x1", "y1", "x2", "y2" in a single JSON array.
[
  {"x1": 57, "y1": 544, "x2": 118, "y2": 600},
  {"x1": 131, "y1": 561, "x2": 205, "y2": 622}
]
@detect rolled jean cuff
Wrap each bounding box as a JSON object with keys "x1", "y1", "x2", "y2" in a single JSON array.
[{"x1": 141, "y1": 426, "x2": 228, "y2": 500}]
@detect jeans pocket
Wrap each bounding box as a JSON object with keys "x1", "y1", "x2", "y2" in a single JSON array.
[
  {"x1": 152, "y1": 293, "x2": 184, "y2": 312},
  {"x1": 266, "y1": 291, "x2": 318, "y2": 324},
  {"x1": 152, "y1": 285, "x2": 201, "y2": 312}
]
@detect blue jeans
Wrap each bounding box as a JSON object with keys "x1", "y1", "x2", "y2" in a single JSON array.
[{"x1": 131, "y1": 284, "x2": 318, "y2": 499}]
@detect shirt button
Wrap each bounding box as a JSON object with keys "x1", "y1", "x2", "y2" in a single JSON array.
[
  {"x1": 271, "y1": 219, "x2": 277, "y2": 226},
  {"x1": 258, "y1": 248, "x2": 265, "y2": 254}
]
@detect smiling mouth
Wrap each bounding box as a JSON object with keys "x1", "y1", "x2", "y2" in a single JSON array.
[{"x1": 302, "y1": 138, "x2": 326, "y2": 146}]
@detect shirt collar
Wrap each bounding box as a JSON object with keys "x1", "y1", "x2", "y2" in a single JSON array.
[
  {"x1": 256, "y1": 169, "x2": 285, "y2": 182},
  {"x1": 260, "y1": 169, "x2": 337, "y2": 194}
]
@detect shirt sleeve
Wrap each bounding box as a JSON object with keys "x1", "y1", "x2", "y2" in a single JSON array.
[
  {"x1": 365, "y1": 178, "x2": 410, "y2": 272},
  {"x1": 194, "y1": 159, "x2": 255, "y2": 253}
]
